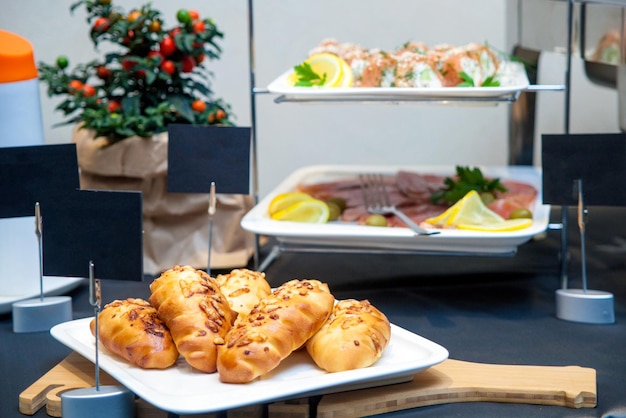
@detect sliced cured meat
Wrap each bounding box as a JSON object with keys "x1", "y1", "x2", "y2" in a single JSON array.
[
  {"x1": 295, "y1": 170, "x2": 538, "y2": 227},
  {"x1": 488, "y1": 199, "x2": 523, "y2": 219},
  {"x1": 489, "y1": 180, "x2": 538, "y2": 219},
  {"x1": 396, "y1": 170, "x2": 446, "y2": 200},
  {"x1": 297, "y1": 178, "x2": 362, "y2": 195},
  {"x1": 499, "y1": 180, "x2": 538, "y2": 199},
  {"x1": 341, "y1": 205, "x2": 368, "y2": 223},
  {"x1": 298, "y1": 176, "x2": 406, "y2": 208}
]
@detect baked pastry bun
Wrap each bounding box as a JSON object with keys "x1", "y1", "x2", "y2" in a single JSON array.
[
  {"x1": 148, "y1": 265, "x2": 237, "y2": 373},
  {"x1": 89, "y1": 298, "x2": 178, "y2": 369},
  {"x1": 217, "y1": 279, "x2": 335, "y2": 383},
  {"x1": 216, "y1": 269, "x2": 271, "y2": 316},
  {"x1": 306, "y1": 299, "x2": 391, "y2": 372}
]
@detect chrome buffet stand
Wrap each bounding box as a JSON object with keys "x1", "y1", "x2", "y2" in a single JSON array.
[{"x1": 245, "y1": 0, "x2": 624, "y2": 322}]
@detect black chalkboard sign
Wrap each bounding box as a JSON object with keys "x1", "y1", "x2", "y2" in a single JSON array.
[
  {"x1": 0, "y1": 144, "x2": 79, "y2": 218},
  {"x1": 167, "y1": 124, "x2": 251, "y2": 194},
  {"x1": 542, "y1": 133, "x2": 626, "y2": 206},
  {"x1": 41, "y1": 189, "x2": 143, "y2": 281}
]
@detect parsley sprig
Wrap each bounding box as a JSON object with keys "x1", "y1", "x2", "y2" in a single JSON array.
[
  {"x1": 293, "y1": 62, "x2": 327, "y2": 87},
  {"x1": 430, "y1": 166, "x2": 507, "y2": 204},
  {"x1": 457, "y1": 72, "x2": 501, "y2": 87}
]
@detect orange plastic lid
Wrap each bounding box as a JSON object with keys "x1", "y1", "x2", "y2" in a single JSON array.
[{"x1": 0, "y1": 30, "x2": 38, "y2": 83}]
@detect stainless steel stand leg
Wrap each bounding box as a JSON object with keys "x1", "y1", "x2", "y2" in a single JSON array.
[
  {"x1": 560, "y1": 206, "x2": 569, "y2": 288},
  {"x1": 258, "y1": 245, "x2": 282, "y2": 272}
]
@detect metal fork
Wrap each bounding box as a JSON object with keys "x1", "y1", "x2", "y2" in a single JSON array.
[{"x1": 359, "y1": 173, "x2": 439, "y2": 236}]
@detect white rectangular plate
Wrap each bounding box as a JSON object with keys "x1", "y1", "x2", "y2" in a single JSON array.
[
  {"x1": 267, "y1": 62, "x2": 529, "y2": 100},
  {"x1": 0, "y1": 277, "x2": 84, "y2": 314},
  {"x1": 51, "y1": 317, "x2": 448, "y2": 414},
  {"x1": 242, "y1": 165, "x2": 550, "y2": 255}
]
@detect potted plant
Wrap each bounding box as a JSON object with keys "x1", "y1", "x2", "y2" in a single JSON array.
[
  {"x1": 39, "y1": 0, "x2": 232, "y2": 142},
  {"x1": 38, "y1": 0, "x2": 254, "y2": 275}
]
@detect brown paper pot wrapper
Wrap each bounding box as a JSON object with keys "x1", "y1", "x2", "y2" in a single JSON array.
[{"x1": 73, "y1": 126, "x2": 255, "y2": 275}]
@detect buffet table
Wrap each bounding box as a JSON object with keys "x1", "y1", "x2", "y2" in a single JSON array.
[{"x1": 1, "y1": 206, "x2": 625, "y2": 418}]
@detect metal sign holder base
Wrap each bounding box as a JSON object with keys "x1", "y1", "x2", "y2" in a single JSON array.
[
  {"x1": 12, "y1": 296, "x2": 72, "y2": 333},
  {"x1": 556, "y1": 288, "x2": 615, "y2": 324},
  {"x1": 61, "y1": 385, "x2": 134, "y2": 418}
]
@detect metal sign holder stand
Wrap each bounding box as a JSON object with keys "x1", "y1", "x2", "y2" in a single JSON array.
[
  {"x1": 207, "y1": 182, "x2": 216, "y2": 276},
  {"x1": 60, "y1": 261, "x2": 134, "y2": 418},
  {"x1": 36, "y1": 188, "x2": 143, "y2": 416},
  {"x1": 555, "y1": 180, "x2": 615, "y2": 324},
  {"x1": 12, "y1": 203, "x2": 72, "y2": 333}
]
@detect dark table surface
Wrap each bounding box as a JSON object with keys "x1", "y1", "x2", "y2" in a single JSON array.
[{"x1": 2, "y1": 207, "x2": 625, "y2": 418}]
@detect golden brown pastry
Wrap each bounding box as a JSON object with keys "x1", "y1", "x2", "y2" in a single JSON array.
[
  {"x1": 306, "y1": 299, "x2": 391, "y2": 372},
  {"x1": 89, "y1": 298, "x2": 179, "y2": 369},
  {"x1": 148, "y1": 265, "x2": 237, "y2": 373},
  {"x1": 217, "y1": 279, "x2": 335, "y2": 383},
  {"x1": 215, "y1": 269, "x2": 271, "y2": 316}
]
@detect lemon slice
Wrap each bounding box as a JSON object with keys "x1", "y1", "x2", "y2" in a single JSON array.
[
  {"x1": 457, "y1": 218, "x2": 533, "y2": 232},
  {"x1": 426, "y1": 190, "x2": 504, "y2": 227},
  {"x1": 270, "y1": 199, "x2": 330, "y2": 223},
  {"x1": 287, "y1": 71, "x2": 299, "y2": 85},
  {"x1": 268, "y1": 192, "x2": 313, "y2": 216},
  {"x1": 425, "y1": 204, "x2": 460, "y2": 226},
  {"x1": 338, "y1": 58, "x2": 353, "y2": 87},
  {"x1": 304, "y1": 53, "x2": 345, "y2": 87},
  {"x1": 445, "y1": 190, "x2": 504, "y2": 226},
  {"x1": 288, "y1": 54, "x2": 352, "y2": 87}
]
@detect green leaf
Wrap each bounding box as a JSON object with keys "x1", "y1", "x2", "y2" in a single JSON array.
[
  {"x1": 168, "y1": 94, "x2": 194, "y2": 123},
  {"x1": 293, "y1": 62, "x2": 326, "y2": 87},
  {"x1": 430, "y1": 166, "x2": 508, "y2": 205},
  {"x1": 481, "y1": 75, "x2": 501, "y2": 87},
  {"x1": 457, "y1": 72, "x2": 475, "y2": 87},
  {"x1": 143, "y1": 69, "x2": 157, "y2": 85},
  {"x1": 181, "y1": 33, "x2": 195, "y2": 52},
  {"x1": 122, "y1": 95, "x2": 141, "y2": 117}
]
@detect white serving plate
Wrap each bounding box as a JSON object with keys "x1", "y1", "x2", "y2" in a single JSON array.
[
  {"x1": 242, "y1": 165, "x2": 550, "y2": 255},
  {"x1": 51, "y1": 317, "x2": 448, "y2": 414},
  {"x1": 0, "y1": 217, "x2": 85, "y2": 314},
  {"x1": 0, "y1": 276, "x2": 84, "y2": 314},
  {"x1": 267, "y1": 62, "x2": 529, "y2": 100}
]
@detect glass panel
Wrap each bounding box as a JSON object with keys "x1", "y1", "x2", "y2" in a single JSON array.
[{"x1": 583, "y1": 3, "x2": 623, "y2": 65}]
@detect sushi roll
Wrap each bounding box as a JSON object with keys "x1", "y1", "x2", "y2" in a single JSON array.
[
  {"x1": 394, "y1": 51, "x2": 443, "y2": 88},
  {"x1": 396, "y1": 41, "x2": 430, "y2": 56},
  {"x1": 304, "y1": 39, "x2": 503, "y2": 88},
  {"x1": 468, "y1": 43, "x2": 500, "y2": 82},
  {"x1": 438, "y1": 43, "x2": 499, "y2": 87},
  {"x1": 360, "y1": 49, "x2": 397, "y2": 87}
]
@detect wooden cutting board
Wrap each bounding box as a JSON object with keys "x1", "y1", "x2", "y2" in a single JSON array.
[{"x1": 19, "y1": 352, "x2": 596, "y2": 418}]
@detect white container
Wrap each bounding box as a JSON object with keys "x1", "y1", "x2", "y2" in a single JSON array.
[
  {"x1": 0, "y1": 29, "x2": 44, "y2": 146},
  {"x1": 0, "y1": 30, "x2": 46, "y2": 302},
  {"x1": 0, "y1": 77, "x2": 44, "y2": 146}
]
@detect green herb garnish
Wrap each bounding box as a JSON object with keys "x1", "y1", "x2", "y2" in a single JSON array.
[
  {"x1": 481, "y1": 75, "x2": 500, "y2": 87},
  {"x1": 457, "y1": 72, "x2": 501, "y2": 88},
  {"x1": 457, "y1": 72, "x2": 475, "y2": 87},
  {"x1": 430, "y1": 166, "x2": 507, "y2": 204},
  {"x1": 293, "y1": 62, "x2": 327, "y2": 87}
]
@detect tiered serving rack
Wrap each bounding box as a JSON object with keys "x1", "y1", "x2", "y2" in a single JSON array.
[{"x1": 244, "y1": 0, "x2": 620, "y2": 284}]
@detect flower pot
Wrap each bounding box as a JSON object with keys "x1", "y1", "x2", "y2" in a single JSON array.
[{"x1": 73, "y1": 126, "x2": 255, "y2": 275}]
